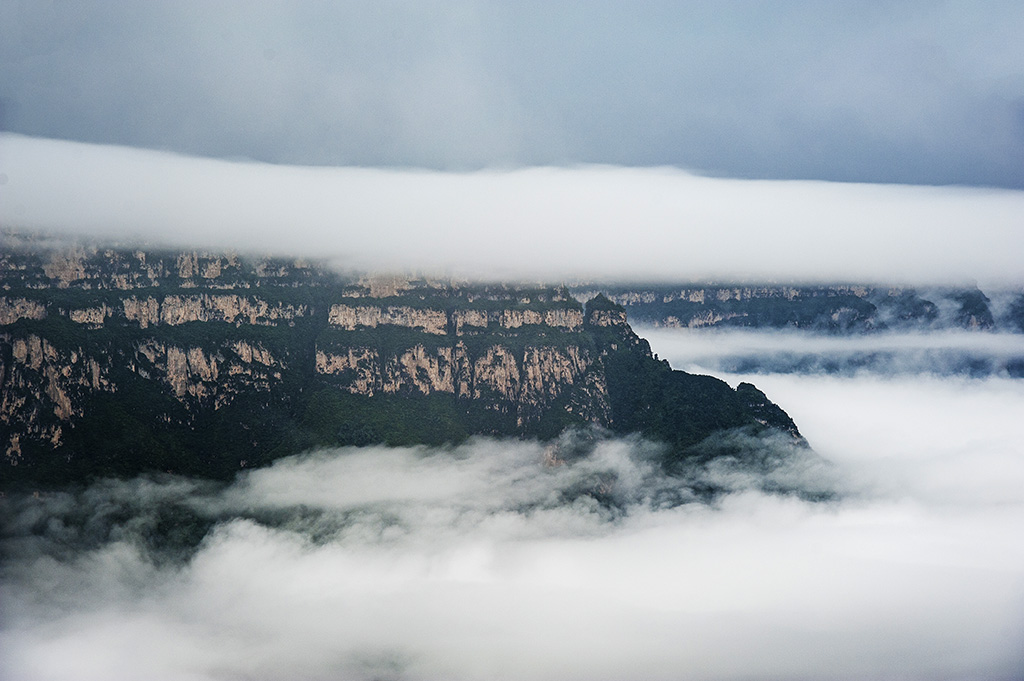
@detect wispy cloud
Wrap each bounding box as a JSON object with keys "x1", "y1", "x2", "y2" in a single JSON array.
[
  {"x1": 3, "y1": 372, "x2": 1023, "y2": 680},
  {"x1": 640, "y1": 327, "x2": 1024, "y2": 377},
  {"x1": 3, "y1": 135, "x2": 1024, "y2": 284}
]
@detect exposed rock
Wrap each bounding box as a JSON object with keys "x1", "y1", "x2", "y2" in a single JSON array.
[
  {"x1": 231, "y1": 340, "x2": 277, "y2": 366},
  {"x1": 471, "y1": 345, "x2": 521, "y2": 400},
  {"x1": 42, "y1": 250, "x2": 88, "y2": 288},
  {"x1": 315, "y1": 341, "x2": 596, "y2": 423},
  {"x1": 70, "y1": 304, "x2": 114, "y2": 326},
  {"x1": 0, "y1": 298, "x2": 47, "y2": 325},
  {"x1": 1, "y1": 239, "x2": 805, "y2": 483},
  {"x1": 588, "y1": 307, "x2": 627, "y2": 327},
  {"x1": 316, "y1": 347, "x2": 381, "y2": 395},
  {"x1": 1, "y1": 333, "x2": 114, "y2": 458},
  {"x1": 452, "y1": 309, "x2": 490, "y2": 334},
  {"x1": 120, "y1": 294, "x2": 309, "y2": 327},
  {"x1": 328, "y1": 304, "x2": 448, "y2": 334}
]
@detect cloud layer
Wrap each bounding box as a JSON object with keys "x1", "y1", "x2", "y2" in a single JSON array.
[
  {"x1": 640, "y1": 327, "x2": 1024, "y2": 377},
  {"x1": 4, "y1": 135, "x2": 1024, "y2": 284},
  {"x1": 3, "y1": 361, "x2": 1024, "y2": 680}
]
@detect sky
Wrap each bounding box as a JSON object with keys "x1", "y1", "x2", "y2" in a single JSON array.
[
  {"x1": 2, "y1": 3, "x2": 1024, "y2": 283},
  {"x1": 3, "y1": 355, "x2": 1024, "y2": 680},
  {"x1": 1, "y1": 1, "x2": 1023, "y2": 188}
]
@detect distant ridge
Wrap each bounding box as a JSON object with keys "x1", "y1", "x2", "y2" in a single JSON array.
[{"x1": 570, "y1": 283, "x2": 1024, "y2": 333}]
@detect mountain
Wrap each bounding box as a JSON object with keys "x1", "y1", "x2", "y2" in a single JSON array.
[
  {"x1": 0, "y1": 236, "x2": 802, "y2": 485},
  {"x1": 571, "y1": 283, "x2": 1024, "y2": 333}
]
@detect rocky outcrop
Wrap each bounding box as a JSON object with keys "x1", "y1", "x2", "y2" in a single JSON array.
[
  {"x1": 123, "y1": 294, "x2": 309, "y2": 328},
  {"x1": 1, "y1": 332, "x2": 112, "y2": 465},
  {"x1": 315, "y1": 341, "x2": 605, "y2": 426},
  {"x1": 327, "y1": 303, "x2": 585, "y2": 335},
  {"x1": 69, "y1": 304, "x2": 114, "y2": 327},
  {"x1": 134, "y1": 339, "x2": 284, "y2": 408},
  {"x1": 328, "y1": 304, "x2": 448, "y2": 334},
  {"x1": 0, "y1": 298, "x2": 47, "y2": 325},
  {"x1": 587, "y1": 306, "x2": 627, "y2": 328}
]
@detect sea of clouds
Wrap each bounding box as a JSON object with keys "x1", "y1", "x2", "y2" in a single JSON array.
[
  {"x1": 3, "y1": 331, "x2": 1023, "y2": 680},
  {"x1": 640, "y1": 327, "x2": 1024, "y2": 378},
  {"x1": 2, "y1": 135, "x2": 1023, "y2": 678}
]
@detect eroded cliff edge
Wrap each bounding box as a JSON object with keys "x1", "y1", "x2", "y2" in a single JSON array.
[{"x1": 1, "y1": 240, "x2": 801, "y2": 484}]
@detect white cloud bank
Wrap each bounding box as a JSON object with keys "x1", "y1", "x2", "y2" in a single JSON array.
[
  {"x1": 3, "y1": 370, "x2": 1024, "y2": 680},
  {"x1": 639, "y1": 327, "x2": 1024, "y2": 377},
  {"x1": 3, "y1": 134, "x2": 1024, "y2": 284}
]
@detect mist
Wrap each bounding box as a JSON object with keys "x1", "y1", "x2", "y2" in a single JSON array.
[
  {"x1": 3, "y1": 134, "x2": 1024, "y2": 284},
  {"x1": 639, "y1": 327, "x2": 1024, "y2": 377},
  {"x1": 4, "y1": 4, "x2": 1023, "y2": 676},
  {"x1": 4, "y1": 359, "x2": 1024, "y2": 680}
]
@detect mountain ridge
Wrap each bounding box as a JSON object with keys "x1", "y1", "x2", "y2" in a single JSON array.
[
  {"x1": 569, "y1": 282, "x2": 1024, "y2": 333},
  {"x1": 1, "y1": 239, "x2": 801, "y2": 485}
]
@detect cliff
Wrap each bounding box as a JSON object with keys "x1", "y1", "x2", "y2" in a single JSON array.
[
  {"x1": 572, "y1": 283, "x2": 1024, "y2": 333},
  {"x1": 1, "y1": 237, "x2": 801, "y2": 484}
]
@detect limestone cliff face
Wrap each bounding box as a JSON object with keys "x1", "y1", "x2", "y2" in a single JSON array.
[
  {"x1": 587, "y1": 307, "x2": 627, "y2": 328},
  {"x1": 315, "y1": 292, "x2": 599, "y2": 427},
  {"x1": 1, "y1": 333, "x2": 113, "y2": 465},
  {"x1": 122, "y1": 294, "x2": 309, "y2": 328},
  {"x1": 0, "y1": 326, "x2": 288, "y2": 468},
  {"x1": 1, "y1": 241, "x2": 618, "y2": 479},
  {"x1": 328, "y1": 304, "x2": 448, "y2": 335},
  {"x1": 1, "y1": 291, "x2": 310, "y2": 330},
  {"x1": 315, "y1": 340, "x2": 608, "y2": 426},
  {"x1": 69, "y1": 304, "x2": 115, "y2": 327},
  {"x1": 574, "y1": 283, "x2": 1021, "y2": 333},
  {"x1": 134, "y1": 338, "x2": 284, "y2": 408},
  {"x1": 327, "y1": 303, "x2": 584, "y2": 335},
  {"x1": 1, "y1": 238, "x2": 326, "y2": 291},
  {"x1": 1, "y1": 238, "x2": 803, "y2": 483},
  {"x1": 0, "y1": 298, "x2": 48, "y2": 325}
]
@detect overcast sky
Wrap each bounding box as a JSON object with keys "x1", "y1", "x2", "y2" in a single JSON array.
[{"x1": 2, "y1": 1, "x2": 1023, "y2": 187}]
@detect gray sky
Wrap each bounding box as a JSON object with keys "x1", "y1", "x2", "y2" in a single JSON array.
[{"x1": 2, "y1": 1, "x2": 1023, "y2": 187}]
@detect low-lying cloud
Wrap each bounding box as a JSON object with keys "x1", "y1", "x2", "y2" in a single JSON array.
[
  {"x1": 3, "y1": 134, "x2": 1024, "y2": 284},
  {"x1": 3, "y1": 372, "x2": 1024, "y2": 681},
  {"x1": 640, "y1": 327, "x2": 1024, "y2": 377}
]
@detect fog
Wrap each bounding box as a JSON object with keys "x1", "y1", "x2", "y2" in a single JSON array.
[
  {"x1": 3, "y1": 332, "x2": 1024, "y2": 680},
  {"x1": 3, "y1": 132, "x2": 1024, "y2": 679},
  {"x1": 3, "y1": 134, "x2": 1024, "y2": 284},
  {"x1": 640, "y1": 327, "x2": 1024, "y2": 377}
]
